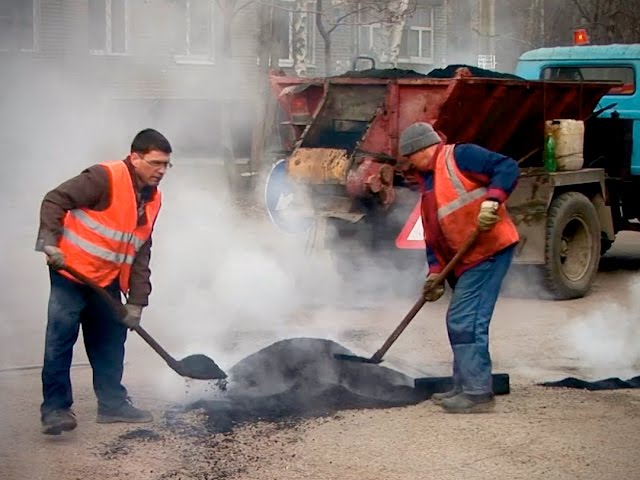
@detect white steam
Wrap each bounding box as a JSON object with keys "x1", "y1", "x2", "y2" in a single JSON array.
[
  {"x1": 125, "y1": 160, "x2": 420, "y2": 404},
  {"x1": 563, "y1": 280, "x2": 640, "y2": 380}
]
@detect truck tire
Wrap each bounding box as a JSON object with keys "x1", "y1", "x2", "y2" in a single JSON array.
[{"x1": 544, "y1": 192, "x2": 600, "y2": 300}]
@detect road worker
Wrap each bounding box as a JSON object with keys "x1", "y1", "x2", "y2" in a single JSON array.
[
  {"x1": 399, "y1": 122, "x2": 519, "y2": 413},
  {"x1": 35, "y1": 128, "x2": 172, "y2": 434}
]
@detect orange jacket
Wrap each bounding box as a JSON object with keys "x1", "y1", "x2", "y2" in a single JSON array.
[
  {"x1": 423, "y1": 144, "x2": 519, "y2": 272},
  {"x1": 58, "y1": 161, "x2": 161, "y2": 294}
]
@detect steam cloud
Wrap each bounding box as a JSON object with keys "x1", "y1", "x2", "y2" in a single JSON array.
[{"x1": 563, "y1": 279, "x2": 640, "y2": 380}]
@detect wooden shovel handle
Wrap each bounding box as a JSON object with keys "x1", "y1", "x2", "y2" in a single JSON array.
[
  {"x1": 369, "y1": 229, "x2": 480, "y2": 363},
  {"x1": 61, "y1": 265, "x2": 128, "y2": 317},
  {"x1": 428, "y1": 229, "x2": 480, "y2": 287},
  {"x1": 59, "y1": 265, "x2": 181, "y2": 371}
]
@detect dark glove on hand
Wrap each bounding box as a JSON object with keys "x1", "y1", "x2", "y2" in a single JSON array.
[
  {"x1": 122, "y1": 304, "x2": 143, "y2": 330},
  {"x1": 423, "y1": 276, "x2": 445, "y2": 302},
  {"x1": 43, "y1": 245, "x2": 65, "y2": 269}
]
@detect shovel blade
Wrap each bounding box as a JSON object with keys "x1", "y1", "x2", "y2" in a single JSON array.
[
  {"x1": 177, "y1": 354, "x2": 227, "y2": 380},
  {"x1": 333, "y1": 353, "x2": 382, "y2": 364}
]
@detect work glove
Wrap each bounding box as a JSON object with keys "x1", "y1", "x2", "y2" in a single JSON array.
[
  {"x1": 477, "y1": 200, "x2": 500, "y2": 231},
  {"x1": 122, "y1": 304, "x2": 143, "y2": 330},
  {"x1": 423, "y1": 275, "x2": 445, "y2": 302},
  {"x1": 43, "y1": 245, "x2": 65, "y2": 269}
]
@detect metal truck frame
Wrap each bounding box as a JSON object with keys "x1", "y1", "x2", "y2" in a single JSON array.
[{"x1": 266, "y1": 47, "x2": 638, "y2": 300}]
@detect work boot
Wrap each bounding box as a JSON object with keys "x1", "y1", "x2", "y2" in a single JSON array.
[
  {"x1": 96, "y1": 400, "x2": 153, "y2": 424},
  {"x1": 41, "y1": 409, "x2": 77, "y2": 435},
  {"x1": 441, "y1": 393, "x2": 495, "y2": 414},
  {"x1": 431, "y1": 388, "x2": 462, "y2": 405}
]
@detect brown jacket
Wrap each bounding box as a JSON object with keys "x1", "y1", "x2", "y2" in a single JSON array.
[{"x1": 36, "y1": 157, "x2": 158, "y2": 306}]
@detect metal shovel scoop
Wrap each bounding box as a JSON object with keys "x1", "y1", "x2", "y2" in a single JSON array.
[{"x1": 61, "y1": 265, "x2": 227, "y2": 381}]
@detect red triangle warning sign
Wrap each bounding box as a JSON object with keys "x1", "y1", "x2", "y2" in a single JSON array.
[{"x1": 395, "y1": 201, "x2": 425, "y2": 249}]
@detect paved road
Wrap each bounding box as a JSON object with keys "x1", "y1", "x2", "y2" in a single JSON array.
[{"x1": 2, "y1": 165, "x2": 639, "y2": 479}]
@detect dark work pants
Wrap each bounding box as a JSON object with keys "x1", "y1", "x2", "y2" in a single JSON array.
[
  {"x1": 41, "y1": 269, "x2": 128, "y2": 416},
  {"x1": 446, "y1": 245, "x2": 515, "y2": 395}
]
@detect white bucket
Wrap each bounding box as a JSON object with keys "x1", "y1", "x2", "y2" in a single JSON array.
[{"x1": 545, "y1": 119, "x2": 585, "y2": 171}]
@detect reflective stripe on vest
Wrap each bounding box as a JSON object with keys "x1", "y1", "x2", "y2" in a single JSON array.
[
  {"x1": 437, "y1": 146, "x2": 487, "y2": 220},
  {"x1": 58, "y1": 160, "x2": 161, "y2": 291},
  {"x1": 67, "y1": 209, "x2": 146, "y2": 251},
  {"x1": 62, "y1": 227, "x2": 136, "y2": 265},
  {"x1": 431, "y1": 144, "x2": 519, "y2": 270}
]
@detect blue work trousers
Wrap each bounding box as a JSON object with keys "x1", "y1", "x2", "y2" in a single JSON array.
[
  {"x1": 446, "y1": 245, "x2": 514, "y2": 395},
  {"x1": 41, "y1": 269, "x2": 129, "y2": 415}
]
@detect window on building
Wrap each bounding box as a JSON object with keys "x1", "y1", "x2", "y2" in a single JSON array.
[
  {"x1": 89, "y1": 0, "x2": 127, "y2": 54},
  {"x1": 359, "y1": 5, "x2": 434, "y2": 65},
  {"x1": 273, "y1": 0, "x2": 315, "y2": 67},
  {"x1": 173, "y1": 0, "x2": 215, "y2": 62},
  {"x1": 358, "y1": 25, "x2": 376, "y2": 59},
  {"x1": 399, "y1": 6, "x2": 434, "y2": 64},
  {"x1": 0, "y1": 0, "x2": 38, "y2": 51},
  {"x1": 542, "y1": 66, "x2": 636, "y2": 95}
]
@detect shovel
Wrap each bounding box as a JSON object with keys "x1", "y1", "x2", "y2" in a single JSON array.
[
  {"x1": 335, "y1": 229, "x2": 479, "y2": 364},
  {"x1": 61, "y1": 265, "x2": 227, "y2": 380}
]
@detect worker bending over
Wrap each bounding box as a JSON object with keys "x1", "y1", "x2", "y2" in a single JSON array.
[{"x1": 399, "y1": 122, "x2": 519, "y2": 413}]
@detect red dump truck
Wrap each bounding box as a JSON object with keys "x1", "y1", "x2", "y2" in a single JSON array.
[{"x1": 266, "y1": 65, "x2": 618, "y2": 300}]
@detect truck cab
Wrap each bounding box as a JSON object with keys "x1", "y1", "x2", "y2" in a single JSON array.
[
  {"x1": 515, "y1": 45, "x2": 640, "y2": 239},
  {"x1": 504, "y1": 44, "x2": 640, "y2": 298}
]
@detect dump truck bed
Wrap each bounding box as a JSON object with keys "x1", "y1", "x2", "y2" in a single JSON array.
[
  {"x1": 266, "y1": 67, "x2": 624, "y2": 302},
  {"x1": 269, "y1": 68, "x2": 614, "y2": 163}
]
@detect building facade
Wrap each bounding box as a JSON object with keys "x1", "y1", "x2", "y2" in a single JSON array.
[{"x1": 1, "y1": 0, "x2": 448, "y2": 158}]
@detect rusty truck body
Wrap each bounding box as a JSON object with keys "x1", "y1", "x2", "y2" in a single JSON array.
[{"x1": 266, "y1": 59, "x2": 632, "y2": 300}]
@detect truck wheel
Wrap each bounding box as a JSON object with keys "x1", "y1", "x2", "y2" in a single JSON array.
[{"x1": 544, "y1": 192, "x2": 600, "y2": 299}]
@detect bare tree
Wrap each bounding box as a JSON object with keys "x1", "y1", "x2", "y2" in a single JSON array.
[
  {"x1": 292, "y1": 0, "x2": 309, "y2": 75},
  {"x1": 214, "y1": 0, "x2": 416, "y2": 75},
  {"x1": 214, "y1": 0, "x2": 257, "y2": 55},
  {"x1": 312, "y1": 0, "x2": 416, "y2": 75},
  {"x1": 482, "y1": 0, "x2": 640, "y2": 72},
  {"x1": 529, "y1": 0, "x2": 640, "y2": 47},
  {"x1": 618, "y1": 0, "x2": 640, "y2": 42},
  {"x1": 568, "y1": 0, "x2": 625, "y2": 44}
]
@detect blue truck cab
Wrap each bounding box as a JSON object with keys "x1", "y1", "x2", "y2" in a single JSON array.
[
  {"x1": 516, "y1": 44, "x2": 640, "y2": 174},
  {"x1": 515, "y1": 45, "x2": 640, "y2": 246},
  {"x1": 490, "y1": 44, "x2": 640, "y2": 298}
]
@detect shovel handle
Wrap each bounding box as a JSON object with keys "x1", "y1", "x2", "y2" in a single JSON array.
[
  {"x1": 61, "y1": 265, "x2": 128, "y2": 317},
  {"x1": 59, "y1": 265, "x2": 181, "y2": 371},
  {"x1": 131, "y1": 325, "x2": 182, "y2": 371},
  {"x1": 429, "y1": 229, "x2": 480, "y2": 287},
  {"x1": 369, "y1": 229, "x2": 480, "y2": 363}
]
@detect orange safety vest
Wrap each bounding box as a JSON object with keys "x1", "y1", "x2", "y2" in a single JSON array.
[
  {"x1": 432, "y1": 144, "x2": 519, "y2": 268},
  {"x1": 58, "y1": 161, "x2": 162, "y2": 294}
]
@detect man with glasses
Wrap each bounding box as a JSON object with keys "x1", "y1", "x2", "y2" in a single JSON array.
[{"x1": 35, "y1": 128, "x2": 172, "y2": 435}]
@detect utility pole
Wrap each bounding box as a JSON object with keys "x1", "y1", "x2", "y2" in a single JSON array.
[
  {"x1": 477, "y1": 0, "x2": 496, "y2": 69},
  {"x1": 539, "y1": 0, "x2": 545, "y2": 47}
]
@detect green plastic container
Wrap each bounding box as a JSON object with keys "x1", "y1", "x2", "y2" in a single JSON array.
[{"x1": 544, "y1": 133, "x2": 557, "y2": 172}]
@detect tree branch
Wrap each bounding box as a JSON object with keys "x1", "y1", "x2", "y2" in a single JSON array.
[
  {"x1": 235, "y1": 0, "x2": 258, "y2": 16},
  {"x1": 326, "y1": 4, "x2": 371, "y2": 34},
  {"x1": 569, "y1": 0, "x2": 592, "y2": 22},
  {"x1": 315, "y1": 0, "x2": 330, "y2": 43}
]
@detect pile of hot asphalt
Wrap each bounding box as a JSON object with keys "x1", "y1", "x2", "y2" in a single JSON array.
[{"x1": 185, "y1": 337, "x2": 428, "y2": 433}]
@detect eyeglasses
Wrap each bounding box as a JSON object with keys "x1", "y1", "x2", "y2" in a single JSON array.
[{"x1": 143, "y1": 158, "x2": 173, "y2": 169}]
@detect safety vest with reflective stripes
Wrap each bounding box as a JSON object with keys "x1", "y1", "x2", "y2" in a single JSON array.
[
  {"x1": 428, "y1": 144, "x2": 519, "y2": 268},
  {"x1": 58, "y1": 161, "x2": 162, "y2": 294}
]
